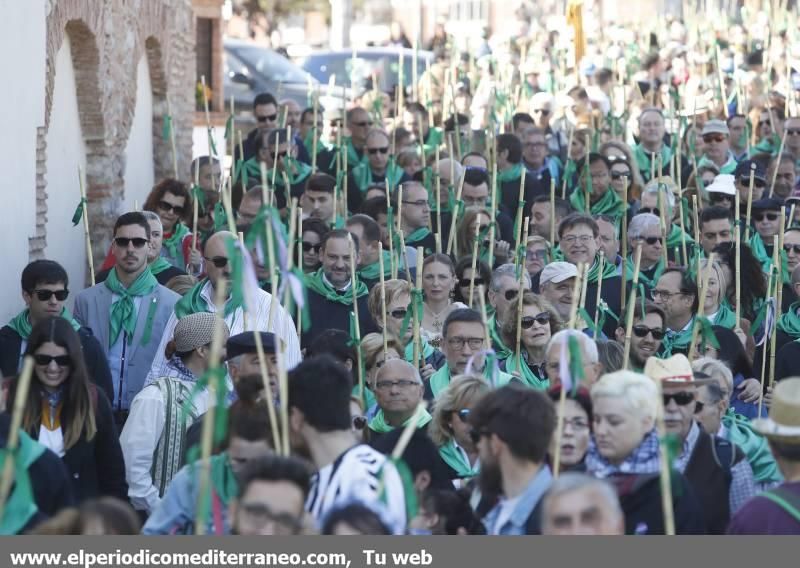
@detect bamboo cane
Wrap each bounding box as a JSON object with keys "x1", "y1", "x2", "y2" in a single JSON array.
[
  {"x1": 594, "y1": 251, "x2": 606, "y2": 332},
  {"x1": 348, "y1": 234, "x2": 364, "y2": 400},
  {"x1": 468, "y1": 221, "x2": 480, "y2": 308},
  {"x1": 386, "y1": 181, "x2": 397, "y2": 279},
  {"x1": 550, "y1": 177, "x2": 557, "y2": 248},
  {"x1": 312, "y1": 88, "x2": 319, "y2": 173},
  {"x1": 435, "y1": 145, "x2": 442, "y2": 254},
  {"x1": 562, "y1": 127, "x2": 574, "y2": 199},
  {"x1": 623, "y1": 246, "x2": 643, "y2": 370},
  {"x1": 769, "y1": 128, "x2": 789, "y2": 198},
  {"x1": 657, "y1": 177, "x2": 669, "y2": 267},
  {"x1": 0, "y1": 356, "x2": 34, "y2": 521},
  {"x1": 477, "y1": 285, "x2": 492, "y2": 348},
  {"x1": 252, "y1": 330, "x2": 282, "y2": 452},
  {"x1": 379, "y1": 241, "x2": 388, "y2": 356},
  {"x1": 677, "y1": 185, "x2": 688, "y2": 266},
  {"x1": 275, "y1": 331, "x2": 290, "y2": 456},
  {"x1": 192, "y1": 158, "x2": 200, "y2": 253},
  {"x1": 758, "y1": 260, "x2": 776, "y2": 417},
  {"x1": 514, "y1": 168, "x2": 527, "y2": 253},
  {"x1": 735, "y1": 189, "x2": 742, "y2": 330},
  {"x1": 654, "y1": 377, "x2": 676, "y2": 536},
  {"x1": 488, "y1": 162, "x2": 498, "y2": 268},
  {"x1": 688, "y1": 252, "x2": 716, "y2": 361},
  {"x1": 514, "y1": 222, "x2": 530, "y2": 368},
  {"x1": 768, "y1": 232, "x2": 782, "y2": 394},
  {"x1": 446, "y1": 170, "x2": 466, "y2": 256},
  {"x1": 413, "y1": 247, "x2": 424, "y2": 370},
  {"x1": 77, "y1": 167, "x2": 95, "y2": 286},
  {"x1": 567, "y1": 262, "x2": 585, "y2": 330},
  {"x1": 745, "y1": 163, "x2": 756, "y2": 242},
  {"x1": 621, "y1": 176, "x2": 629, "y2": 310},
  {"x1": 692, "y1": 194, "x2": 701, "y2": 245}
]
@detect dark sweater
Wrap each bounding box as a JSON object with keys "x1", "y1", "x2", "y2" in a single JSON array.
[{"x1": 302, "y1": 288, "x2": 378, "y2": 347}]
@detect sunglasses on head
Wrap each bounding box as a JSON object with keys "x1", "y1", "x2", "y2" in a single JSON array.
[
  {"x1": 521, "y1": 312, "x2": 550, "y2": 328},
  {"x1": 352, "y1": 415, "x2": 367, "y2": 430},
  {"x1": 784, "y1": 244, "x2": 800, "y2": 254},
  {"x1": 738, "y1": 176, "x2": 766, "y2": 189},
  {"x1": 367, "y1": 147, "x2": 389, "y2": 155},
  {"x1": 33, "y1": 289, "x2": 69, "y2": 302},
  {"x1": 753, "y1": 212, "x2": 779, "y2": 222},
  {"x1": 459, "y1": 277, "x2": 484, "y2": 287},
  {"x1": 638, "y1": 236, "x2": 663, "y2": 245},
  {"x1": 158, "y1": 201, "x2": 185, "y2": 215},
  {"x1": 663, "y1": 391, "x2": 695, "y2": 406},
  {"x1": 33, "y1": 354, "x2": 71, "y2": 367},
  {"x1": 302, "y1": 242, "x2": 321, "y2": 253},
  {"x1": 114, "y1": 237, "x2": 148, "y2": 249},
  {"x1": 702, "y1": 133, "x2": 726, "y2": 143},
  {"x1": 610, "y1": 171, "x2": 631, "y2": 180},
  {"x1": 256, "y1": 114, "x2": 278, "y2": 123},
  {"x1": 632, "y1": 324, "x2": 665, "y2": 340},
  {"x1": 204, "y1": 256, "x2": 229, "y2": 268}
]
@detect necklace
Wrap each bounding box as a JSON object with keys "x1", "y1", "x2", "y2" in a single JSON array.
[{"x1": 424, "y1": 302, "x2": 451, "y2": 332}]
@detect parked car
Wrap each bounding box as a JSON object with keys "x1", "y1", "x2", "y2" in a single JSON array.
[{"x1": 300, "y1": 47, "x2": 434, "y2": 97}]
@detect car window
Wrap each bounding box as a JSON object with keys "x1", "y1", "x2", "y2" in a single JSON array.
[
  {"x1": 232, "y1": 45, "x2": 311, "y2": 84},
  {"x1": 304, "y1": 53, "x2": 431, "y2": 92}
]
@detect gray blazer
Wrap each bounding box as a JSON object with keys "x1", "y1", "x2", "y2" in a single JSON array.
[{"x1": 73, "y1": 282, "x2": 179, "y2": 410}]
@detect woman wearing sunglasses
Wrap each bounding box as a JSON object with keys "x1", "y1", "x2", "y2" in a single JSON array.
[
  {"x1": 453, "y1": 256, "x2": 491, "y2": 308},
  {"x1": 298, "y1": 218, "x2": 329, "y2": 274},
  {"x1": 455, "y1": 207, "x2": 506, "y2": 266},
  {"x1": 429, "y1": 375, "x2": 490, "y2": 485},
  {"x1": 7, "y1": 317, "x2": 127, "y2": 503},
  {"x1": 499, "y1": 292, "x2": 562, "y2": 389}
]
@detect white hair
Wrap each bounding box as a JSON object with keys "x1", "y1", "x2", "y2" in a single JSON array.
[
  {"x1": 627, "y1": 213, "x2": 661, "y2": 240},
  {"x1": 547, "y1": 329, "x2": 599, "y2": 364},
  {"x1": 591, "y1": 370, "x2": 658, "y2": 422},
  {"x1": 491, "y1": 263, "x2": 532, "y2": 291},
  {"x1": 692, "y1": 357, "x2": 733, "y2": 394},
  {"x1": 643, "y1": 178, "x2": 676, "y2": 210},
  {"x1": 542, "y1": 472, "x2": 623, "y2": 525},
  {"x1": 141, "y1": 210, "x2": 163, "y2": 229}
]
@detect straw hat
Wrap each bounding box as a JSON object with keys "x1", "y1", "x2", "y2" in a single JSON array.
[
  {"x1": 173, "y1": 312, "x2": 228, "y2": 353},
  {"x1": 644, "y1": 354, "x2": 713, "y2": 387},
  {"x1": 752, "y1": 378, "x2": 800, "y2": 444}
]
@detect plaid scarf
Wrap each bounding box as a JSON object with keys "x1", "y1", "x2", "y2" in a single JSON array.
[{"x1": 585, "y1": 428, "x2": 661, "y2": 478}]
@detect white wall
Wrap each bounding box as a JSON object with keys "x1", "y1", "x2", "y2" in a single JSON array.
[
  {"x1": 45, "y1": 36, "x2": 88, "y2": 311},
  {"x1": 123, "y1": 55, "x2": 155, "y2": 212},
  {"x1": 0, "y1": 0, "x2": 46, "y2": 323}
]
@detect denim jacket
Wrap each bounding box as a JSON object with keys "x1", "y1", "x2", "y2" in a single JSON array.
[{"x1": 482, "y1": 465, "x2": 553, "y2": 535}]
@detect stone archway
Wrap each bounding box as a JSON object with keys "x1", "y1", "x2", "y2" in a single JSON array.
[{"x1": 145, "y1": 36, "x2": 174, "y2": 182}]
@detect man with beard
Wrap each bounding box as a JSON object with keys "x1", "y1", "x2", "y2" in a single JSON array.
[
  {"x1": 615, "y1": 301, "x2": 666, "y2": 371},
  {"x1": 469, "y1": 384, "x2": 556, "y2": 534}
]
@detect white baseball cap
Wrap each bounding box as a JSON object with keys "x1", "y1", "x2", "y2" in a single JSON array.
[{"x1": 539, "y1": 262, "x2": 578, "y2": 286}]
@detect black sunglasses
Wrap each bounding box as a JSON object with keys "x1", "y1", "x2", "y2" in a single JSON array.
[
  {"x1": 531, "y1": 108, "x2": 551, "y2": 115},
  {"x1": 638, "y1": 207, "x2": 660, "y2": 216},
  {"x1": 157, "y1": 201, "x2": 185, "y2": 215},
  {"x1": 33, "y1": 354, "x2": 71, "y2": 367},
  {"x1": 753, "y1": 212, "x2": 779, "y2": 222},
  {"x1": 784, "y1": 244, "x2": 800, "y2": 254},
  {"x1": 33, "y1": 289, "x2": 69, "y2": 302},
  {"x1": 663, "y1": 392, "x2": 695, "y2": 406},
  {"x1": 367, "y1": 147, "x2": 389, "y2": 155},
  {"x1": 459, "y1": 277, "x2": 484, "y2": 287},
  {"x1": 302, "y1": 242, "x2": 321, "y2": 253},
  {"x1": 632, "y1": 324, "x2": 665, "y2": 340},
  {"x1": 610, "y1": 171, "x2": 631, "y2": 180},
  {"x1": 352, "y1": 415, "x2": 367, "y2": 430},
  {"x1": 256, "y1": 113, "x2": 278, "y2": 123},
  {"x1": 787, "y1": 128, "x2": 800, "y2": 136},
  {"x1": 504, "y1": 289, "x2": 519, "y2": 301},
  {"x1": 456, "y1": 409, "x2": 471, "y2": 421},
  {"x1": 521, "y1": 312, "x2": 550, "y2": 329},
  {"x1": 204, "y1": 256, "x2": 229, "y2": 268},
  {"x1": 351, "y1": 120, "x2": 373, "y2": 128},
  {"x1": 114, "y1": 237, "x2": 149, "y2": 249},
  {"x1": 710, "y1": 192, "x2": 733, "y2": 202},
  {"x1": 638, "y1": 236, "x2": 663, "y2": 245},
  {"x1": 390, "y1": 308, "x2": 409, "y2": 319}
]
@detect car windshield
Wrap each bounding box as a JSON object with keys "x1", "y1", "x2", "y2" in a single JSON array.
[
  {"x1": 232, "y1": 45, "x2": 311, "y2": 84},
  {"x1": 304, "y1": 53, "x2": 429, "y2": 91}
]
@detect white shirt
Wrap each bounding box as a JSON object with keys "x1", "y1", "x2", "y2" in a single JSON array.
[
  {"x1": 146, "y1": 281, "x2": 301, "y2": 382},
  {"x1": 120, "y1": 380, "x2": 211, "y2": 513}
]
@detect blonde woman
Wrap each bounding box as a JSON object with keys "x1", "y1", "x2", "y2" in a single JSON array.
[
  {"x1": 429, "y1": 375, "x2": 489, "y2": 485},
  {"x1": 698, "y1": 259, "x2": 736, "y2": 328},
  {"x1": 360, "y1": 332, "x2": 403, "y2": 413}
]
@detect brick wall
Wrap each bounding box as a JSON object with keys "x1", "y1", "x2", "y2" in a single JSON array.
[{"x1": 35, "y1": 0, "x2": 195, "y2": 282}]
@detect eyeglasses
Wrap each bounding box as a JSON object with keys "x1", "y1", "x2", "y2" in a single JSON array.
[
  {"x1": 113, "y1": 237, "x2": 149, "y2": 249},
  {"x1": 787, "y1": 129, "x2": 800, "y2": 136},
  {"x1": 561, "y1": 235, "x2": 595, "y2": 245},
  {"x1": 402, "y1": 200, "x2": 429, "y2": 207},
  {"x1": 352, "y1": 120, "x2": 373, "y2": 128},
  {"x1": 632, "y1": 324, "x2": 666, "y2": 340},
  {"x1": 526, "y1": 249, "x2": 547, "y2": 261},
  {"x1": 352, "y1": 415, "x2": 367, "y2": 430},
  {"x1": 33, "y1": 354, "x2": 71, "y2": 367},
  {"x1": 390, "y1": 308, "x2": 408, "y2": 319},
  {"x1": 757, "y1": 120, "x2": 771, "y2": 128},
  {"x1": 784, "y1": 244, "x2": 800, "y2": 254},
  {"x1": 367, "y1": 147, "x2": 389, "y2": 155},
  {"x1": 456, "y1": 408, "x2": 471, "y2": 422},
  {"x1": 610, "y1": 171, "x2": 631, "y2": 180},
  {"x1": 531, "y1": 108, "x2": 550, "y2": 115},
  {"x1": 663, "y1": 391, "x2": 695, "y2": 406},
  {"x1": 157, "y1": 201, "x2": 185, "y2": 215},
  {"x1": 637, "y1": 236, "x2": 663, "y2": 245},
  {"x1": 702, "y1": 133, "x2": 727, "y2": 143},
  {"x1": 446, "y1": 336, "x2": 484, "y2": 350},
  {"x1": 562, "y1": 417, "x2": 590, "y2": 431},
  {"x1": 738, "y1": 176, "x2": 766, "y2": 189},
  {"x1": 459, "y1": 277, "x2": 484, "y2": 287},
  {"x1": 651, "y1": 289, "x2": 686, "y2": 301},
  {"x1": 504, "y1": 289, "x2": 519, "y2": 301},
  {"x1": 238, "y1": 502, "x2": 302, "y2": 535},
  {"x1": 256, "y1": 114, "x2": 278, "y2": 123},
  {"x1": 753, "y1": 212, "x2": 779, "y2": 222},
  {"x1": 302, "y1": 242, "x2": 321, "y2": 253},
  {"x1": 33, "y1": 289, "x2": 69, "y2": 302},
  {"x1": 469, "y1": 428, "x2": 491, "y2": 444},
  {"x1": 374, "y1": 378, "x2": 420, "y2": 391},
  {"x1": 521, "y1": 312, "x2": 550, "y2": 329},
  {"x1": 204, "y1": 256, "x2": 229, "y2": 268}
]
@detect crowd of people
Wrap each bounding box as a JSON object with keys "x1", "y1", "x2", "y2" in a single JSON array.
[{"x1": 2, "y1": 8, "x2": 800, "y2": 536}]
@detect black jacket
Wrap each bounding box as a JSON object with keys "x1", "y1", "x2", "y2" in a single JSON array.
[
  {"x1": 0, "y1": 325, "x2": 113, "y2": 403},
  {"x1": 302, "y1": 288, "x2": 379, "y2": 348}
]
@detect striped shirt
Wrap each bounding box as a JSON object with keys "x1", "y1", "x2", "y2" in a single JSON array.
[
  {"x1": 146, "y1": 282, "x2": 302, "y2": 383},
  {"x1": 306, "y1": 444, "x2": 407, "y2": 534}
]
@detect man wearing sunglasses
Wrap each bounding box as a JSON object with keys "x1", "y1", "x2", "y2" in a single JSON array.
[
  {"x1": 487, "y1": 264, "x2": 531, "y2": 357},
  {"x1": 1, "y1": 260, "x2": 112, "y2": 402},
  {"x1": 704, "y1": 174, "x2": 737, "y2": 213},
  {"x1": 349, "y1": 129, "x2": 407, "y2": 197},
  {"x1": 644, "y1": 355, "x2": 756, "y2": 534},
  {"x1": 614, "y1": 301, "x2": 666, "y2": 372},
  {"x1": 780, "y1": 228, "x2": 800, "y2": 313},
  {"x1": 749, "y1": 198, "x2": 784, "y2": 272},
  {"x1": 697, "y1": 120, "x2": 737, "y2": 175},
  {"x1": 733, "y1": 160, "x2": 767, "y2": 218},
  {"x1": 74, "y1": 212, "x2": 180, "y2": 428},
  {"x1": 626, "y1": 213, "x2": 666, "y2": 294},
  {"x1": 767, "y1": 152, "x2": 799, "y2": 200}
]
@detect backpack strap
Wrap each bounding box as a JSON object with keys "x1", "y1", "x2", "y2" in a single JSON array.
[
  {"x1": 710, "y1": 436, "x2": 736, "y2": 485},
  {"x1": 760, "y1": 487, "x2": 800, "y2": 524}
]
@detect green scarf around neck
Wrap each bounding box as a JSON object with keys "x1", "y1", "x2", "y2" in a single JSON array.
[
  {"x1": 570, "y1": 185, "x2": 624, "y2": 220},
  {"x1": 633, "y1": 143, "x2": 673, "y2": 182},
  {"x1": 662, "y1": 317, "x2": 694, "y2": 355},
  {"x1": 405, "y1": 226, "x2": 432, "y2": 245},
  {"x1": 502, "y1": 353, "x2": 549, "y2": 390},
  {"x1": 749, "y1": 232, "x2": 773, "y2": 274},
  {"x1": 697, "y1": 153, "x2": 737, "y2": 175},
  {"x1": 358, "y1": 250, "x2": 399, "y2": 281},
  {"x1": 439, "y1": 439, "x2": 479, "y2": 479},
  {"x1": 345, "y1": 138, "x2": 368, "y2": 169},
  {"x1": 710, "y1": 302, "x2": 737, "y2": 328},
  {"x1": 369, "y1": 405, "x2": 432, "y2": 434},
  {"x1": 429, "y1": 365, "x2": 452, "y2": 399},
  {"x1": 162, "y1": 223, "x2": 191, "y2": 268},
  {"x1": 8, "y1": 308, "x2": 80, "y2": 340},
  {"x1": 0, "y1": 431, "x2": 45, "y2": 535},
  {"x1": 267, "y1": 159, "x2": 313, "y2": 188},
  {"x1": 353, "y1": 161, "x2": 404, "y2": 194},
  {"x1": 305, "y1": 269, "x2": 368, "y2": 305},
  {"x1": 777, "y1": 302, "x2": 800, "y2": 338},
  {"x1": 586, "y1": 255, "x2": 619, "y2": 284},
  {"x1": 149, "y1": 257, "x2": 173, "y2": 276},
  {"x1": 496, "y1": 162, "x2": 524, "y2": 184},
  {"x1": 174, "y1": 279, "x2": 242, "y2": 319},
  {"x1": 665, "y1": 224, "x2": 695, "y2": 258},
  {"x1": 488, "y1": 315, "x2": 512, "y2": 359},
  {"x1": 404, "y1": 337, "x2": 435, "y2": 364},
  {"x1": 625, "y1": 255, "x2": 665, "y2": 290},
  {"x1": 104, "y1": 267, "x2": 158, "y2": 347},
  {"x1": 722, "y1": 410, "x2": 783, "y2": 485}
]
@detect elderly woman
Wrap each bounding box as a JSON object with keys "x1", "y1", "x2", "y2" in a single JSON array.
[
  {"x1": 547, "y1": 385, "x2": 593, "y2": 471},
  {"x1": 586, "y1": 371, "x2": 705, "y2": 534},
  {"x1": 499, "y1": 292, "x2": 562, "y2": 389},
  {"x1": 429, "y1": 375, "x2": 490, "y2": 484}
]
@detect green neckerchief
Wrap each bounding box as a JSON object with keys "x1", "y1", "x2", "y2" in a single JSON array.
[
  {"x1": 502, "y1": 353, "x2": 549, "y2": 390},
  {"x1": 777, "y1": 302, "x2": 800, "y2": 338},
  {"x1": 750, "y1": 134, "x2": 781, "y2": 157},
  {"x1": 162, "y1": 223, "x2": 191, "y2": 268},
  {"x1": 209, "y1": 452, "x2": 238, "y2": 504},
  {"x1": 662, "y1": 317, "x2": 694, "y2": 355},
  {"x1": 368, "y1": 405, "x2": 432, "y2": 434},
  {"x1": 625, "y1": 255, "x2": 665, "y2": 289},
  {"x1": 665, "y1": 224, "x2": 695, "y2": 255},
  {"x1": 405, "y1": 226, "x2": 432, "y2": 245},
  {"x1": 104, "y1": 267, "x2": 158, "y2": 347},
  {"x1": 722, "y1": 410, "x2": 783, "y2": 485},
  {"x1": 633, "y1": 143, "x2": 673, "y2": 182},
  {"x1": 0, "y1": 431, "x2": 45, "y2": 535},
  {"x1": 358, "y1": 250, "x2": 400, "y2": 281},
  {"x1": 429, "y1": 365, "x2": 452, "y2": 399},
  {"x1": 266, "y1": 159, "x2": 313, "y2": 187},
  {"x1": 439, "y1": 439, "x2": 479, "y2": 478},
  {"x1": 570, "y1": 186, "x2": 624, "y2": 220},
  {"x1": 352, "y1": 161, "x2": 404, "y2": 194},
  {"x1": 303, "y1": 130, "x2": 332, "y2": 156},
  {"x1": 749, "y1": 231, "x2": 773, "y2": 274},
  {"x1": 487, "y1": 315, "x2": 512, "y2": 359},
  {"x1": 7, "y1": 308, "x2": 80, "y2": 340},
  {"x1": 495, "y1": 162, "x2": 524, "y2": 184},
  {"x1": 345, "y1": 138, "x2": 368, "y2": 169},
  {"x1": 174, "y1": 278, "x2": 242, "y2": 319},
  {"x1": 697, "y1": 153, "x2": 737, "y2": 175},
  {"x1": 586, "y1": 255, "x2": 619, "y2": 284},
  {"x1": 423, "y1": 127, "x2": 444, "y2": 155},
  {"x1": 149, "y1": 257, "x2": 173, "y2": 276},
  {"x1": 404, "y1": 337, "x2": 435, "y2": 363},
  {"x1": 710, "y1": 301, "x2": 736, "y2": 328},
  {"x1": 304, "y1": 268, "x2": 368, "y2": 305}
]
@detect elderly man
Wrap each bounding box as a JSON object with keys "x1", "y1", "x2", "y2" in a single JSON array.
[
  {"x1": 538, "y1": 262, "x2": 578, "y2": 322},
  {"x1": 495, "y1": 133, "x2": 546, "y2": 221},
  {"x1": 349, "y1": 129, "x2": 407, "y2": 197},
  {"x1": 367, "y1": 359, "x2": 431, "y2": 443},
  {"x1": 529, "y1": 92, "x2": 567, "y2": 161},
  {"x1": 768, "y1": 152, "x2": 798, "y2": 200},
  {"x1": 615, "y1": 301, "x2": 666, "y2": 371},
  {"x1": 644, "y1": 355, "x2": 757, "y2": 534},
  {"x1": 521, "y1": 126, "x2": 561, "y2": 191},
  {"x1": 595, "y1": 215, "x2": 621, "y2": 271},
  {"x1": 427, "y1": 308, "x2": 515, "y2": 399},
  {"x1": 541, "y1": 473, "x2": 625, "y2": 535},
  {"x1": 543, "y1": 329, "x2": 602, "y2": 387},
  {"x1": 626, "y1": 213, "x2": 665, "y2": 294},
  {"x1": 633, "y1": 108, "x2": 688, "y2": 184},
  {"x1": 487, "y1": 264, "x2": 532, "y2": 357},
  {"x1": 697, "y1": 119, "x2": 737, "y2": 174},
  {"x1": 638, "y1": 179, "x2": 695, "y2": 263}
]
